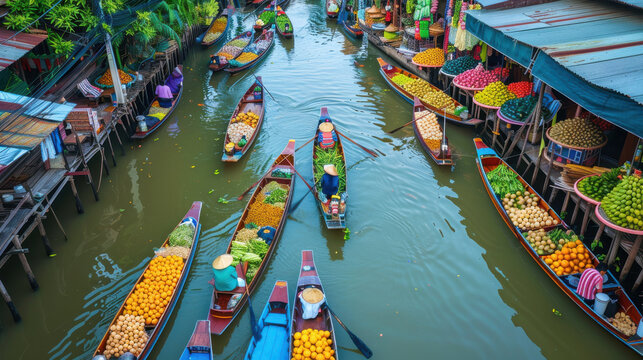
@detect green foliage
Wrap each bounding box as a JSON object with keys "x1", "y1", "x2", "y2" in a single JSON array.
[
  {"x1": 102, "y1": 0, "x2": 124, "y2": 14},
  {"x1": 102, "y1": 23, "x2": 113, "y2": 34},
  {"x1": 201, "y1": 0, "x2": 220, "y2": 18},
  {"x1": 46, "y1": 4, "x2": 79, "y2": 32},
  {"x1": 78, "y1": 9, "x2": 99, "y2": 32},
  {"x1": 3, "y1": 13, "x2": 36, "y2": 30},
  {"x1": 47, "y1": 31, "x2": 74, "y2": 55}
]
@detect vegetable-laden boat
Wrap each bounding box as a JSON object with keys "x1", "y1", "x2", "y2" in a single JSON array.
[
  {"x1": 200, "y1": 10, "x2": 230, "y2": 47},
  {"x1": 338, "y1": 0, "x2": 363, "y2": 39},
  {"x1": 224, "y1": 30, "x2": 275, "y2": 74},
  {"x1": 243, "y1": 280, "x2": 290, "y2": 359},
  {"x1": 250, "y1": 0, "x2": 290, "y2": 8},
  {"x1": 275, "y1": 7, "x2": 293, "y2": 38},
  {"x1": 132, "y1": 66, "x2": 183, "y2": 139},
  {"x1": 312, "y1": 107, "x2": 347, "y2": 229},
  {"x1": 377, "y1": 58, "x2": 480, "y2": 126},
  {"x1": 93, "y1": 202, "x2": 203, "y2": 359},
  {"x1": 208, "y1": 140, "x2": 296, "y2": 335},
  {"x1": 474, "y1": 138, "x2": 643, "y2": 357},
  {"x1": 179, "y1": 320, "x2": 213, "y2": 360},
  {"x1": 221, "y1": 77, "x2": 265, "y2": 162},
  {"x1": 289, "y1": 250, "x2": 338, "y2": 359},
  {"x1": 253, "y1": 6, "x2": 275, "y2": 34},
  {"x1": 326, "y1": 0, "x2": 340, "y2": 18},
  {"x1": 209, "y1": 31, "x2": 254, "y2": 71},
  {"x1": 413, "y1": 97, "x2": 452, "y2": 166}
]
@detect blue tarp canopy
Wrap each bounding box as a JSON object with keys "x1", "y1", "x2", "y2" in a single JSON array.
[
  {"x1": 466, "y1": 0, "x2": 643, "y2": 138},
  {"x1": 0, "y1": 90, "x2": 76, "y2": 122}
]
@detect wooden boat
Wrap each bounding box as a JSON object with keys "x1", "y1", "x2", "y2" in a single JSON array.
[
  {"x1": 413, "y1": 97, "x2": 452, "y2": 166},
  {"x1": 224, "y1": 30, "x2": 275, "y2": 74},
  {"x1": 243, "y1": 280, "x2": 290, "y2": 359},
  {"x1": 221, "y1": 77, "x2": 265, "y2": 162},
  {"x1": 289, "y1": 250, "x2": 338, "y2": 358},
  {"x1": 93, "y1": 202, "x2": 203, "y2": 359},
  {"x1": 326, "y1": 0, "x2": 340, "y2": 18},
  {"x1": 474, "y1": 138, "x2": 643, "y2": 357},
  {"x1": 338, "y1": 0, "x2": 363, "y2": 38},
  {"x1": 312, "y1": 107, "x2": 347, "y2": 229},
  {"x1": 275, "y1": 7, "x2": 294, "y2": 38},
  {"x1": 209, "y1": 31, "x2": 254, "y2": 71},
  {"x1": 200, "y1": 10, "x2": 230, "y2": 47},
  {"x1": 179, "y1": 320, "x2": 213, "y2": 360},
  {"x1": 377, "y1": 58, "x2": 480, "y2": 126},
  {"x1": 208, "y1": 140, "x2": 296, "y2": 335},
  {"x1": 132, "y1": 66, "x2": 183, "y2": 139},
  {"x1": 250, "y1": 0, "x2": 290, "y2": 8},
  {"x1": 253, "y1": 7, "x2": 275, "y2": 34}
]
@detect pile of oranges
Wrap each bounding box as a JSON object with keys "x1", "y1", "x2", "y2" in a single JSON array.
[
  {"x1": 123, "y1": 255, "x2": 184, "y2": 325},
  {"x1": 542, "y1": 240, "x2": 594, "y2": 276},
  {"x1": 291, "y1": 328, "x2": 335, "y2": 360},
  {"x1": 412, "y1": 48, "x2": 444, "y2": 66}
]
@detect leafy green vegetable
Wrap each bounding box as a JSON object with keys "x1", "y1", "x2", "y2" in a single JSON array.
[
  {"x1": 265, "y1": 188, "x2": 288, "y2": 204},
  {"x1": 242, "y1": 252, "x2": 262, "y2": 265},
  {"x1": 168, "y1": 223, "x2": 195, "y2": 247},
  {"x1": 313, "y1": 146, "x2": 346, "y2": 193},
  {"x1": 248, "y1": 239, "x2": 269, "y2": 258},
  {"x1": 487, "y1": 164, "x2": 524, "y2": 197}
]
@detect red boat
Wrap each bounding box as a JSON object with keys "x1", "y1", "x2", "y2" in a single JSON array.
[
  {"x1": 326, "y1": 0, "x2": 340, "y2": 17},
  {"x1": 221, "y1": 77, "x2": 265, "y2": 162},
  {"x1": 208, "y1": 140, "x2": 296, "y2": 335},
  {"x1": 412, "y1": 97, "x2": 453, "y2": 166}
]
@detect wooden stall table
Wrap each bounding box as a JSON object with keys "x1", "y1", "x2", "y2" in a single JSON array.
[
  {"x1": 472, "y1": 98, "x2": 501, "y2": 147},
  {"x1": 411, "y1": 60, "x2": 442, "y2": 85},
  {"x1": 438, "y1": 69, "x2": 457, "y2": 97},
  {"x1": 595, "y1": 205, "x2": 643, "y2": 282},
  {"x1": 452, "y1": 80, "x2": 484, "y2": 112},
  {"x1": 573, "y1": 175, "x2": 602, "y2": 238}
]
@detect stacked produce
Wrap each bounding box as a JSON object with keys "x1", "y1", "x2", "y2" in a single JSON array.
[
  {"x1": 601, "y1": 175, "x2": 642, "y2": 230},
  {"x1": 610, "y1": 312, "x2": 637, "y2": 337},
  {"x1": 154, "y1": 246, "x2": 190, "y2": 258},
  {"x1": 491, "y1": 67, "x2": 509, "y2": 79},
  {"x1": 441, "y1": 55, "x2": 477, "y2": 75},
  {"x1": 291, "y1": 328, "x2": 335, "y2": 360},
  {"x1": 235, "y1": 52, "x2": 259, "y2": 64},
  {"x1": 542, "y1": 240, "x2": 594, "y2": 276},
  {"x1": 487, "y1": 164, "x2": 524, "y2": 197},
  {"x1": 502, "y1": 191, "x2": 559, "y2": 230},
  {"x1": 217, "y1": 38, "x2": 251, "y2": 60},
  {"x1": 474, "y1": 81, "x2": 516, "y2": 107},
  {"x1": 203, "y1": 17, "x2": 228, "y2": 43},
  {"x1": 391, "y1": 73, "x2": 414, "y2": 86},
  {"x1": 232, "y1": 111, "x2": 259, "y2": 128},
  {"x1": 577, "y1": 168, "x2": 620, "y2": 202},
  {"x1": 500, "y1": 96, "x2": 536, "y2": 122},
  {"x1": 97, "y1": 69, "x2": 132, "y2": 87},
  {"x1": 123, "y1": 255, "x2": 184, "y2": 325},
  {"x1": 548, "y1": 117, "x2": 605, "y2": 148},
  {"x1": 453, "y1": 64, "x2": 498, "y2": 89},
  {"x1": 412, "y1": 48, "x2": 444, "y2": 66},
  {"x1": 314, "y1": 147, "x2": 346, "y2": 193},
  {"x1": 561, "y1": 164, "x2": 610, "y2": 187},
  {"x1": 507, "y1": 81, "x2": 533, "y2": 98},
  {"x1": 169, "y1": 223, "x2": 195, "y2": 247},
  {"x1": 256, "y1": 10, "x2": 274, "y2": 26},
  {"x1": 592, "y1": 118, "x2": 615, "y2": 131},
  {"x1": 415, "y1": 110, "x2": 442, "y2": 149},
  {"x1": 525, "y1": 228, "x2": 578, "y2": 255},
  {"x1": 245, "y1": 192, "x2": 288, "y2": 229},
  {"x1": 227, "y1": 122, "x2": 255, "y2": 143},
  {"x1": 401, "y1": 79, "x2": 456, "y2": 114},
  {"x1": 230, "y1": 238, "x2": 269, "y2": 283},
  {"x1": 102, "y1": 314, "x2": 148, "y2": 359},
  {"x1": 276, "y1": 13, "x2": 292, "y2": 33}
]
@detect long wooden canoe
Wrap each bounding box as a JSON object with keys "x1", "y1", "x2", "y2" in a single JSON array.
[
  {"x1": 200, "y1": 10, "x2": 230, "y2": 47},
  {"x1": 413, "y1": 97, "x2": 452, "y2": 166},
  {"x1": 474, "y1": 138, "x2": 643, "y2": 357},
  {"x1": 312, "y1": 107, "x2": 347, "y2": 229},
  {"x1": 326, "y1": 0, "x2": 340, "y2": 18},
  {"x1": 244, "y1": 280, "x2": 290, "y2": 359},
  {"x1": 275, "y1": 7, "x2": 294, "y2": 38},
  {"x1": 208, "y1": 140, "x2": 296, "y2": 335},
  {"x1": 179, "y1": 320, "x2": 213, "y2": 360},
  {"x1": 209, "y1": 31, "x2": 254, "y2": 71},
  {"x1": 93, "y1": 201, "x2": 203, "y2": 359},
  {"x1": 221, "y1": 77, "x2": 265, "y2": 162},
  {"x1": 338, "y1": 0, "x2": 363, "y2": 38},
  {"x1": 224, "y1": 30, "x2": 275, "y2": 74},
  {"x1": 377, "y1": 58, "x2": 480, "y2": 126},
  {"x1": 289, "y1": 250, "x2": 339, "y2": 359},
  {"x1": 132, "y1": 65, "x2": 183, "y2": 139}
]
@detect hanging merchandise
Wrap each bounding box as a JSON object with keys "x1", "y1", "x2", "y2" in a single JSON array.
[
  {"x1": 430, "y1": 0, "x2": 438, "y2": 24},
  {"x1": 480, "y1": 43, "x2": 488, "y2": 62}
]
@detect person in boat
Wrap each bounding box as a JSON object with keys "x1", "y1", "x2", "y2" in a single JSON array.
[
  {"x1": 317, "y1": 121, "x2": 337, "y2": 149},
  {"x1": 212, "y1": 254, "x2": 238, "y2": 292},
  {"x1": 576, "y1": 263, "x2": 608, "y2": 302},
  {"x1": 320, "y1": 164, "x2": 339, "y2": 203},
  {"x1": 155, "y1": 84, "x2": 174, "y2": 108},
  {"x1": 165, "y1": 66, "x2": 183, "y2": 94}
]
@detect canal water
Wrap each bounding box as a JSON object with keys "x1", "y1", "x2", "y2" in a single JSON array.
[{"x1": 0, "y1": 2, "x2": 637, "y2": 359}]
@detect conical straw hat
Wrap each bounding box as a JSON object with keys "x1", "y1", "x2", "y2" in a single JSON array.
[
  {"x1": 319, "y1": 122, "x2": 334, "y2": 132},
  {"x1": 324, "y1": 164, "x2": 338, "y2": 176},
  {"x1": 212, "y1": 254, "x2": 233, "y2": 269},
  {"x1": 302, "y1": 288, "x2": 324, "y2": 304}
]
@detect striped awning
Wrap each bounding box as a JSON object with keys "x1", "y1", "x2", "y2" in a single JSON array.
[{"x1": 0, "y1": 28, "x2": 48, "y2": 71}]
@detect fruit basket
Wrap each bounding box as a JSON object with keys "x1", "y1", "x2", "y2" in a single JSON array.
[
  {"x1": 545, "y1": 127, "x2": 607, "y2": 167},
  {"x1": 94, "y1": 70, "x2": 137, "y2": 89}
]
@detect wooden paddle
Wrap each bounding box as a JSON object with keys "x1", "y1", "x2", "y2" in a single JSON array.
[
  {"x1": 289, "y1": 176, "x2": 323, "y2": 213},
  {"x1": 253, "y1": 74, "x2": 279, "y2": 103},
  {"x1": 335, "y1": 130, "x2": 379, "y2": 157},
  {"x1": 243, "y1": 264, "x2": 262, "y2": 341},
  {"x1": 237, "y1": 169, "x2": 270, "y2": 200},
  {"x1": 387, "y1": 111, "x2": 434, "y2": 134},
  {"x1": 325, "y1": 304, "x2": 373, "y2": 358},
  {"x1": 295, "y1": 137, "x2": 315, "y2": 152}
]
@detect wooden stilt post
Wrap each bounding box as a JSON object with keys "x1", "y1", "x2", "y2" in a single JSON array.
[
  {"x1": 106, "y1": 131, "x2": 117, "y2": 166},
  {"x1": 11, "y1": 236, "x2": 38, "y2": 290},
  {"x1": 110, "y1": 122, "x2": 125, "y2": 155},
  {"x1": 100, "y1": 147, "x2": 111, "y2": 177},
  {"x1": 620, "y1": 235, "x2": 642, "y2": 282},
  {"x1": 35, "y1": 215, "x2": 55, "y2": 257},
  {"x1": 68, "y1": 175, "x2": 84, "y2": 213},
  {"x1": 72, "y1": 128, "x2": 99, "y2": 201},
  {"x1": 0, "y1": 280, "x2": 20, "y2": 322}
]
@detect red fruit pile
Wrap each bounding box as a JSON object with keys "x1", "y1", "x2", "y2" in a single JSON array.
[
  {"x1": 507, "y1": 81, "x2": 533, "y2": 98},
  {"x1": 453, "y1": 64, "x2": 498, "y2": 89},
  {"x1": 592, "y1": 118, "x2": 614, "y2": 131},
  {"x1": 491, "y1": 67, "x2": 509, "y2": 79}
]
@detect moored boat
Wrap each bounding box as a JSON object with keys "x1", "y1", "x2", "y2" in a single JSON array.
[
  {"x1": 200, "y1": 10, "x2": 230, "y2": 47},
  {"x1": 288, "y1": 250, "x2": 338, "y2": 359},
  {"x1": 312, "y1": 107, "x2": 347, "y2": 229},
  {"x1": 208, "y1": 140, "x2": 296, "y2": 335},
  {"x1": 221, "y1": 77, "x2": 265, "y2": 162},
  {"x1": 474, "y1": 138, "x2": 643, "y2": 357},
  {"x1": 326, "y1": 0, "x2": 340, "y2": 18},
  {"x1": 413, "y1": 97, "x2": 452, "y2": 166},
  {"x1": 132, "y1": 65, "x2": 183, "y2": 139},
  {"x1": 338, "y1": 0, "x2": 363, "y2": 38},
  {"x1": 179, "y1": 320, "x2": 213, "y2": 360},
  {"x1": 224, "y1": 30, "x2": 275, "y2": 74},
  {"x1": 243, "y1": 280, "x2": 290, "y2": 359},
  {"x1": 93, "y1": 202, "x2": 203, "y2": 360},
  {"x1": 377, "y1": 58, "x2": 479, "y2": 126},
  {"x1": 275, "y1": 7, "x2": 294, "y2": 38},
  {"x1": 209, "y1": 31, "x2": 254, "y2": 71}
]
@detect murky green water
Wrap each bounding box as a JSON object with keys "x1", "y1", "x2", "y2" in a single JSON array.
[{"x1": 0, "y1": 2, "x2": 637, "y2": 359}]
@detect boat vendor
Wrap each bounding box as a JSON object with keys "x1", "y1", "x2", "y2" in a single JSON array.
[
  {"x1": 155, "y1": 84, "x2": 174, "y2": 108},
  {"x1": 576, "y1": 263, "x2": 608, "y2": 301},
  {"x1": 300, "y1": 287, "x2": 325, "y2": 319},
  {"x1": 321, "y1": 164, "x2": 339, "y2": 203},
  {"x1": 165, "y1": 66, "x2": 183, "y2": 94},
  {"x1": 317, "y1": 122, "x2": 337, "y2": 149},
  {"x1": 212, "y1": 254, "x2": 238, "y2": 292}
]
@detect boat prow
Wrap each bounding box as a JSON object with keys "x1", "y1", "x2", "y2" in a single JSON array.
[
  {"x1": 179, "y1": 320, "x2": 213, "y2": 360},
  {"x1": 412, "y1": 96, "x2": 453, "y2": 166},
  {"x1": 243, "y1": 280, "x2": 290, "y2": 359}
]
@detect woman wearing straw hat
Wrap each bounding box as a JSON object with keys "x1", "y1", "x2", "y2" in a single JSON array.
[
  {"x1": 212, "y1": 254, "x2": 238, "y2": 292},
  {"x1": 321, "y1": 164, "x2": 339, "y2": 204},
  {"x1": 317, "y1": 121, "x2": 338, "y2": 149}
]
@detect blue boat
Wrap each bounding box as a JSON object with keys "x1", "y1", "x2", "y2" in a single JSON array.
[
  {"x1": 244, "y1": 280, "x2": 290, "y2": 360},
  {"x1": 338, "y1": 0, "x2": 363, "y2": 39},
  {"x1": 179, "y1": 320, "x2": 214, "y2": 360}
]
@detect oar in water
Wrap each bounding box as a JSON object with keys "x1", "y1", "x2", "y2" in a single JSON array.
[
  {"x1": 243, "y1": 268, "x2": 261, "y2": 340},
  {"x1": 289, "y1": 176, "x2": 322, "y2": 213},
  {"x1": 295, "y1": 137, "x2": 315, "y2": 152},
  {"x1": 325, "y1": 304, "x2": 373, "y2": 358},
  {"x1": 252, "y1": 74, "x2": 279, "y2": 103},
  {"x1": 237, "y1": 169, "x2": 271, "y2": 200},
  {"x1": 335, "y1": 129, "x2": 379, "y2": 157},
  {"x1": 387, "y1": 111, "x2": 434, "y2": 134}
]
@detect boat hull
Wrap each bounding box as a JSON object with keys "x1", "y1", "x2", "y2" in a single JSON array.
[{"x1": 132, "y1": 83, "x2": 183, "y2": 139}]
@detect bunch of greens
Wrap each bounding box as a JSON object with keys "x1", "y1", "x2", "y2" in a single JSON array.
[
  {"x1": 265, "y1": 188, "x2": 288, "y2": 204},
  {"x1": 487, "y1": 164, "x2": 525, "y2": 197},
  {"x1": 229, "y1": 238, "x2": 270, "y2": 284},
  {"x1": 313, "y1": 147, "x2": 346, "y2": 193},
  {"x1": 168, "y1": 223, "x2": 195, "y2": 247},
  {"x1": 248, "y1": 239, "x2": 269, "y2": 258}
]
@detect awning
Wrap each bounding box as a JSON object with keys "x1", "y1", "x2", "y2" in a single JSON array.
[
  {"x1": 0, "y1": 28, "x2": 48, "y2": 71},
  {"x1": 466, "y1": 0, "x2": 643, "y2": 138},
  {"x1": 0, "y1": 90, "x2": 76, "y2": 122}
]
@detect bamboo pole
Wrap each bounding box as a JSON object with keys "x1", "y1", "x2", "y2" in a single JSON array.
[
  {"x1": 11, "y1": 236, "x2": 38, "y2": 290},
  {"x1": 0, "y1": 280, "x2": 20, "y2": 322},
  {"x1": 35, "y1": 215, "x2": 55, "y2": 257}
]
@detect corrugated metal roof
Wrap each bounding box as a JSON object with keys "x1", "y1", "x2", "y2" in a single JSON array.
[
  {"x1": 607, "y1": 0, "x2": 643, "y2": 9},
  {"x1": 0, "y1": 28, "x2": 48, "y2": 71}
]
